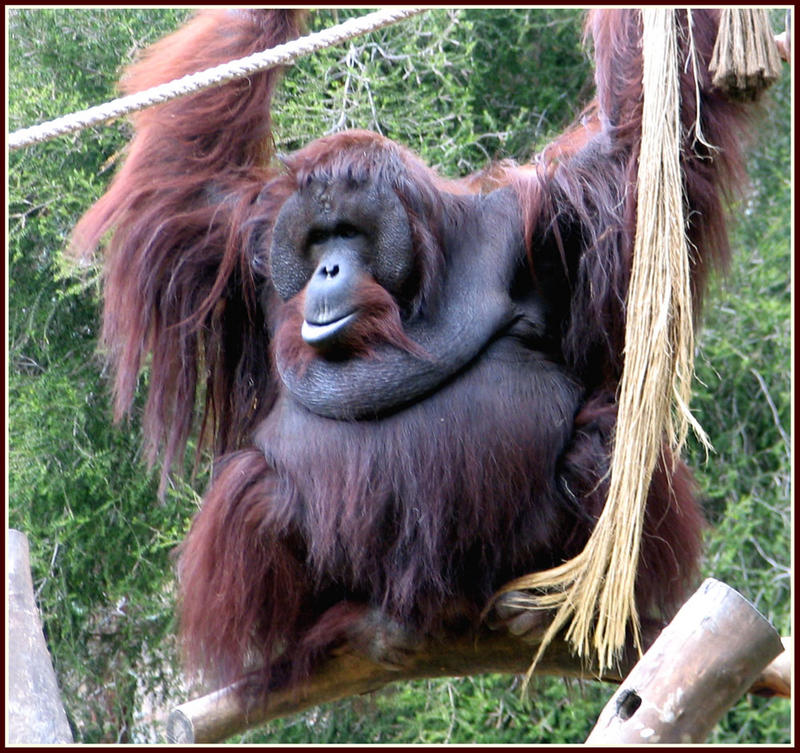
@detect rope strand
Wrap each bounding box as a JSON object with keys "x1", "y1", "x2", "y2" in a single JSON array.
[{"x1": 9, "y1": 8, "x2": 427, "y2": 151}]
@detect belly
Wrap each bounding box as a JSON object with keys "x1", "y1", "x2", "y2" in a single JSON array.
[{"x1": 253, "y1": 339, "x2": 583, "y2": 618}]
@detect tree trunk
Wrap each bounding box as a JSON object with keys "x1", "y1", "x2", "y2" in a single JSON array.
[{"x1": 8, "y1": 529, "x2": 73, "y2": 744}]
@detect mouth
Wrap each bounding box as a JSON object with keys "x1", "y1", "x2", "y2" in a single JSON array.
[{"x1": 301, "y1": 312, "x2": 358, "y2": 347}]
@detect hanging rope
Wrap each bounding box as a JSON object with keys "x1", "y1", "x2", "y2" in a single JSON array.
[
  {"x1": 8, "y1": 7, "x2": 427, "y2": 151},
  {"x1": 499, "y1": 8, "x2": 703, "y2": 683},
  {"x1": 710, "y1": 8, "x2": 783, "y2": 100}
]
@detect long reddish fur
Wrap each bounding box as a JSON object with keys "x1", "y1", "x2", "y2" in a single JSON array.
[
  {"x1": 72, "y1": 10, "x2": 307, "y2": 488},
  {"x1": 71, "y1": 9, "x2": 759, "y2": 693}
]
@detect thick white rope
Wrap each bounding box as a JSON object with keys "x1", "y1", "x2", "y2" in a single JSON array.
[{"x1": 9, "y1": 7, "x2": 427, "y2": 151}]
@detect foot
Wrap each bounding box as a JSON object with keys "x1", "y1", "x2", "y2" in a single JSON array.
[
  {"x1": 487, "y1": 590, "x2": 549, "y2": 644},
  {"x1": 335, "y1": 607, "x2": 422, "y2": 670}
]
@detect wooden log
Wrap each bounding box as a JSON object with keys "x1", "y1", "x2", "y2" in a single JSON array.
[
  {"x1": 775, "y1": 9, "x2": 791, "y2": 63},
  {"x1": 585, "y1": 578, "x2": 784, "y2": 744},
  {"x1": 166, "y1": 578, "x2": 786, "y2": 743},
  {"x1": 749, "y1": 637, "x2": 791, "y2": 698},
  {"x1": 7, "y1": 529, "x2": 73, "y2": 743},
  {"x1": 775, "y1": 31, "x2": 791, "y2": 62},
  {"x1": 166, "y1": 622, "x2": 652, "y2": 743}
]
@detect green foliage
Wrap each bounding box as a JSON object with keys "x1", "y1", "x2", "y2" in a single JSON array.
[
  {"x1": 8, "y1": 8, "x2": 197, "y2": 742},
  {"x1": 8, "y1": 7, "x2": 790, "y2": 744},
  {"x1": 238, "y1": 676, "x2": 609, "y2": 745},
  {"x1": 272, "y1": 9, "x2": 589, "y2": 174},
  {"x1": 688, "y1": 68, "x2": 791, "y2": 744},
  {"x1": 465, "y1": 9, "x2": 592, "y2": 159}
]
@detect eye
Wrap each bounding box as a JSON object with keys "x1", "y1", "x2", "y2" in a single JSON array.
[
  {"x1": 307, "y1": 228, "x2": 329, "y2": 246},
  {"x1": 336, "y1": 222, "x2": 360, "y2": 239},
  {"x1": 251, "y1": 252, "x2": 269, "y2": 272},
  {"x1": 307, "y1": 223, "x2": 362, "y2": 247}
]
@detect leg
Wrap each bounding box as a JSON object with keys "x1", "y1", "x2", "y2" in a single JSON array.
[{"x1": 177, "y1": 449, "x2": 311, "y2": 690}]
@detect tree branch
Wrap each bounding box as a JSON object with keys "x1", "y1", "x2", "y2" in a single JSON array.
[{"x1": 166, "y1": 579, "x2": 789, "y2": 743}]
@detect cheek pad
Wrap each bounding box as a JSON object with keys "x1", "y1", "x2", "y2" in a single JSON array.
[
  {"x1": 370, "y1": 189, "x2": 415, "y2": 294},
  {"x1": 270, "y1": 194, "x2": 314, "y2": 301}
]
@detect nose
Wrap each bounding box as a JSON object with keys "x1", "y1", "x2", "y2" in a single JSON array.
[
  {"x1": 302, "y1": 253, "x2": 360, "y2": 349},
  {"x1": 319, "y1": 262, "x2": 340, "y2": 279},
  {"x1": 303, "y1": 251, "x2": 360, "y2": 329},
  {"x1": 307, "y1": 255, "x2": 352, "y2": 303}
]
